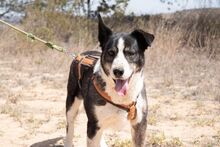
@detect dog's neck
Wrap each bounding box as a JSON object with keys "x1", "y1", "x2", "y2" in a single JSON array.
[{"x1": 93, "y1": 59, "x2": 144, "y2": 105}]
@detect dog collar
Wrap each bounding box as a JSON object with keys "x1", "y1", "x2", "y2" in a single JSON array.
[{"x1": 92, "y1": 76, "x2": 137, "y2": 120}]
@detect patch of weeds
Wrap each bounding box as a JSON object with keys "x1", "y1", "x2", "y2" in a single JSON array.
[
  {"x1": 149, "y1": 104, "x2": 160, "y2": 114},
  {"x1": 148, "y1": 114, "x2": 157, "y2": 125},
  {"x1": 57, "y1": 119, "x2": 66, "y2": 130},
  {"x1": 193, "y1": 138, "x2": 200, "y2": 145},
  {"x1": 207, "y1": 143, "x2": 215, "y2": 147},
  {"x1": 0, "y1": 93, "x2": 22, "y2": 122},
  {"x1": 193, "y1": 135, "x2": 216, "y2": 146},
  {"x1": 148, "y1": 104, "x2": 160, "y2": 125},
  {"x1": 213, "y1": 130, "x2": 220, "y2": 144},
  {"x1": 147, "y1": 133, "x2": 183, "y2": 146},
  {"x1": 202, "y1": 140, "x2": 216, "y2": 147},
  {"x1": 194, "y1": 118, "x2": 215, "y2": 127},
  {"x1": 148, "y1": 132, "x2": 166, "y2": 146},
  {"x1": 7, "y1": 93, "x2": 20, "y2": 104},
  {"x1": 111, "y1": 139, "x2": 132, "y2": 147},
  {"x1": 74, "y1": 134, "x2": 81, "y2": 138},
  {"x1": 25, "y1": 115, "x2": 45, "y2": 137},
  {"x1": 26, "y1": 115, "x2": 44, "y2": 129},
  {"x1": 166, "y1": 137, "x2": 183, "y2": 146},
  {"x1": 0, "y1": 103, "x2": 22, "y2": 122}
]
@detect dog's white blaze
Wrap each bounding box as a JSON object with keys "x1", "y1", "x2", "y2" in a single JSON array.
[
  {"x1": 111, "y1": 37, "x2": 133, "y2": 79},
  {"x1": 117, "y1": 37, "x2": 125, "y2": 51}
]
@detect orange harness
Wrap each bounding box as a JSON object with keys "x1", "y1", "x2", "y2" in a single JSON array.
[{"x1": 75, "y1": 54, "x2": 137, "y2": 120}]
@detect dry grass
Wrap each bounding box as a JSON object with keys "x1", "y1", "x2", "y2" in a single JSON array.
[
  {"x1": 110, "y1": 139, "x2": 132, "y2": 147},
  {"x1": 0, "y1": 93, "x2": 23, "y2": 122},
  {"x1": 148, "y1": 131, "x2": 166, "y2": 146},
  {"x1": 194, "y1": 118, "x2": 216, "y2": 127},
  {"x1": 147, "y1": 132, "x2": 184, "y2": 146},
  {"x1": 0, "y1": 103, "x2": 22, "y2": 122},
  {"x1": 57, "y1": 119, "x2": 66, "y2": 130},
  {"x1": 166, "y1": 137, "x2": 183, "y2": 146},
  {"x1": 148, "y1": 104, "x2": 160, "y2": 125}
]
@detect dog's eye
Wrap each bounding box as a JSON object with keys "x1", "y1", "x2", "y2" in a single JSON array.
[
  {"x1": 125, "y1": 51, "x2": 135, "y2": 56},
  {"x1": 108, "y1": 50, "x2": 115, "y2": 56}
]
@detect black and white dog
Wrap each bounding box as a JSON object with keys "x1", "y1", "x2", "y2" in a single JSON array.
[{"x1": 65, "y1": 15, "x2": 154, "y2": 147}]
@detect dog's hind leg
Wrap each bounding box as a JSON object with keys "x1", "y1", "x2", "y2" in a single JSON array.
[
  {"x1": 65, "y1": 96, "x2": 82, "y2": 147},
  {"x1": 65, "y1": 62, "x2": 83, "y2": 147}
]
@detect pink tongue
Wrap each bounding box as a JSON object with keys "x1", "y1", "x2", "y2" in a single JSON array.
[{"x1": 115, "y1": 79, "x2": 129, "y2": 96}]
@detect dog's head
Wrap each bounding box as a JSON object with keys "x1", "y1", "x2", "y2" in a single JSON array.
[{"x1": 98, "y1": 14, "x2": 154, "y2": 96}]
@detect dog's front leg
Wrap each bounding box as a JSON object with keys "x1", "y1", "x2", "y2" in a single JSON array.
[
  {"x1": 131, "y1": 117, "x2": 147, "y2": 147},
  {"x1": 87, "y1": 122, "x2": 106, "y2": 147},
  {"x1": 130, "y1": 96, "x2": 148, "y2": 147}
]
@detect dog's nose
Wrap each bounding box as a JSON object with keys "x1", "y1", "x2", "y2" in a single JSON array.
[{"x1": 113, "y1": 68, "x2": 124, "y2": 78}]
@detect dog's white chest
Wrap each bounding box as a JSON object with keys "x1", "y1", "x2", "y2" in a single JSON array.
[{"x1": 95, "y1": 103, "x2": 129, "y2": 130}]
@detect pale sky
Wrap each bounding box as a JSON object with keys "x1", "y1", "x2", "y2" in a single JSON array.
[{"x1": 126, "y1": 0, "x2": 220, "y2": 15}]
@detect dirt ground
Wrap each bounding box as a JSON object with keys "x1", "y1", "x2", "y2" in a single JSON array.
[{"x1": 0, "y1": 48, "x2": 220, "y2": 147}]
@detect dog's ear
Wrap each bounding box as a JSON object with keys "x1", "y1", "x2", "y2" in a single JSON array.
[
  {"x1": 131, "y1": 29, "x2": 154, "y2": 51},
  {"x1": 98, "y1": 14, "x2": 112, "y2": 50}
]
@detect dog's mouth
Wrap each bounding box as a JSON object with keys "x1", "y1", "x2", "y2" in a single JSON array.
[{"x1": 113, "y1": 76, "x2": 132, "y2": 96}]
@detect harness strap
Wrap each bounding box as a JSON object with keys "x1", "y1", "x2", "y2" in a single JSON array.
[
  {"x1": 77, "y1": 56, "x2": 85, "y2": 81},
  {"x1": 75, "y1": 54, "x2": 98, "y2": 67},
  {"x1": 74, "y1": 54, "x2": 99, "y2": 82}
]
